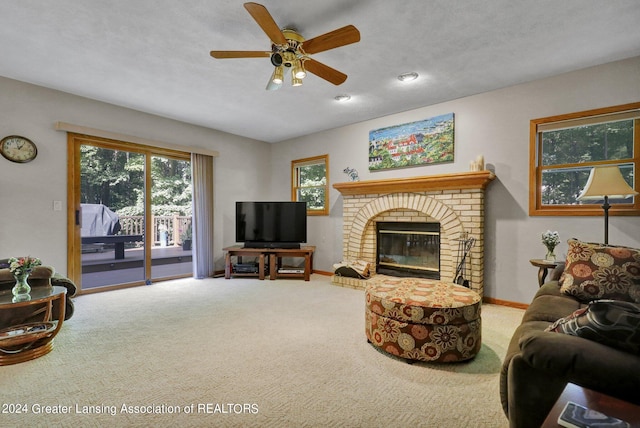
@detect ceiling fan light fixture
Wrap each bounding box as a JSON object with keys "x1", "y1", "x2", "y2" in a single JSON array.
[
  {"x1": 270, "y1": 52, "x2": 283, "y2": 67},
  {"x1": 293, "y1": 59, "x2": 306, "y2": 79},
  {"x1": 271, "y1": 66, "x2": 284, "y2": 84},
  {"x1": 292, "y1": 75, "x2": 303, "y2": 87},
  {"x1": 210, "y1": 3, "x2": 360, "y2": 90},
  {"x1": 397, "y1": 72, "x2": 419, "y2": 82}
]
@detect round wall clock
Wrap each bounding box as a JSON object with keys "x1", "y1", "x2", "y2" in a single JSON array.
[{"x1": 0, "y1": 135, "x2": 38, "y2": 163}]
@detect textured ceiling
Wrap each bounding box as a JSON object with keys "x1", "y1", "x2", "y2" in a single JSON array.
[{"x1": 1, "y1": 1, "x2": 639, "y2": 143}]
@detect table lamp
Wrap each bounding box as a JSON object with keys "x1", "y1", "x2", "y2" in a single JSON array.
[{"x1": 577, "y1": 165, "x2": 638, "y2": 245}]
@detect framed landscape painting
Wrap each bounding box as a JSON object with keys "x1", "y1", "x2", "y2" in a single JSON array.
[{"x1": 368, "y1": 113, "x2": 454, "y2": 171}]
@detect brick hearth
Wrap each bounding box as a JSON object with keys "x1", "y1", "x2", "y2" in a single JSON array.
[{"x1": 332, "y1": 171, "x2": 495, "y2": 297}]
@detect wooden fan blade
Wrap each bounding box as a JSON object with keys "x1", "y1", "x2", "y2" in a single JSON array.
[
  {"x1": 244, "y1": 2, "x2": 287, "y2": 45},
  {"x1": 304, "y1": 59, "x2": 347, "y2": 85},
  {"x1": 302, "y1": 25, "x2": 360, "y2": 54},
  {"x1": 210, "y1": 51, "x2": 270, "y2": 59}
]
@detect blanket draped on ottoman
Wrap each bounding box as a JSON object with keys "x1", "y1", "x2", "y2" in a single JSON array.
[{"x1": 365, "y1": 276, "x2": 481, "y2": 362}]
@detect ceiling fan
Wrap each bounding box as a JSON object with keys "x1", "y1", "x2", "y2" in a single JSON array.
[{"x1": 210, "y1": 2, "x2": 360, "y2": 90}]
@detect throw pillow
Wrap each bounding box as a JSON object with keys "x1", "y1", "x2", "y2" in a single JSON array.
[
  {"x1": 333, "y1": 259, "x2": 371, "y2": 279},
  {"x1": 545, "y1": 299, "x2": 640, "y2": 355},
  {"x1": 559, "y1": 239, "x2": 640, "y2": 303}
]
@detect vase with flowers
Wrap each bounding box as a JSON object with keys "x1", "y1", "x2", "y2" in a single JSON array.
[
  {"x1": 541, "y1": 230, "x2": 560, "y2": 262},
  {"x1": 8, "y1": 256, "x2": 42, "y2": 298}
]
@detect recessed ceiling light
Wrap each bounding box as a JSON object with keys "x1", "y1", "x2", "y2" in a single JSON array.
[
  {"x1": 334, "y1": 94, "x2": 351, "y2": 102},
  {"x1": 397, "y1": 72, "x2": 419, "y2": 82}
]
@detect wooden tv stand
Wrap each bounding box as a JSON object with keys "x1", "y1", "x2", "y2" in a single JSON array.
[{"x1": 223, "y1": 245, "x2": 315, "y2": 281}]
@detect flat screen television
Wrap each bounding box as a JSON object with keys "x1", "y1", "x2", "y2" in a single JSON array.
[{"x1": 236, "y1": 201, "x2": 307, "y2": 249}]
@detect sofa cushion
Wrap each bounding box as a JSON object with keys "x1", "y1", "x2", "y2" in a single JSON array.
[
  {"x1": 559, "y1": 239, "x2": 640, "y2": 303},
  {"x1": 522, "y1": 294, "x2": 583, "y2": 324},
  {"x1": 518, "y1": 330, "x2": 640, "y2": 388},
  {"x1": 545, "y1": 299, "x2": 640, "y2": 355},
  {"x1": 519, "y1": 283, "x2": 583, "y2": 325}
]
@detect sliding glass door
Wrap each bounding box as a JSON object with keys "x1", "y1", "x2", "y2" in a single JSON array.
[
  {"x1": 79, "y1": 145, "x2": 146, "y2": 289},
  {"x1": 150, "y1": 155, "x2": 192, "y2": 279},
  {"x1": 67, "y1": 134, "x2": 192, "y2": 293}
]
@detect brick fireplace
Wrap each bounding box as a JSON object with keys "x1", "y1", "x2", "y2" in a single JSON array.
[{"x1": 332, "y1": 171, "x2": 495, "y2": 297}]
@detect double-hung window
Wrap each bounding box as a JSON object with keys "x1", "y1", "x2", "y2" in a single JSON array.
[
  {"x1": 291, "y1": 154, "x2": 329, "y2": 216},
  {"x1": 529, "y1": 103, "x2": 640, "y2": 216}
]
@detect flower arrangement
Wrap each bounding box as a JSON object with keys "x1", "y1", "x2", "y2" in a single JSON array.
[
  {"x1": 541, "y1": 231, "x2": 560, "y2": 261},
  {"x1": 541, "y1": 230, "x2": 560, "y2": 250},
  {"x1": 8, "y1": 256, "x2": 42, "y2": 279}
]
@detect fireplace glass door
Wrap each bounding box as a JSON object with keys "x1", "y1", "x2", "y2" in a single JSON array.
[{"x1": 376, "y1": 222, "x2": 440, "y2": 279}]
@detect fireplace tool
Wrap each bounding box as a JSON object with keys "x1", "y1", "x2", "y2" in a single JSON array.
[{"x1": 455, "y1": 235, "x2": 475, "y2": 287}]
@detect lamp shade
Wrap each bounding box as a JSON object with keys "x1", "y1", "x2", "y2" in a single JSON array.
[{"x1": 577, "y1": 166, "x2": 638, "y2": 201}]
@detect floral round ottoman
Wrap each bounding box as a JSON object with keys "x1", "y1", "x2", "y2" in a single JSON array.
[{"x1": 365, "y1": 276, "x2": 482, "y2": 362}]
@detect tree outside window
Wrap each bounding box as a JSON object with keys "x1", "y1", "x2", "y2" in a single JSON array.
[
  {"x1": 529, "y1": 103, "x2": 640, "y2": 216},
  {"x1": 292, "y1": 154, "x2": 329, "y2": 216},
  {"x1": 80, "y1": 145, "x2": 192, "y2": 217}
]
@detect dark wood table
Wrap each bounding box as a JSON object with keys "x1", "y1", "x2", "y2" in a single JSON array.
[
  {"x1": 223, "y1": 245, "x2": 315, "y2": 281},
  {"x1": 529, "y1": 258, "x2": 563, "y2": 287},
  {"x1": 541, "y1": 382, "x2": 640, "y2": 427},
  {"x1": 268, "y1": 246, "x2": 315, "y2": 281}
]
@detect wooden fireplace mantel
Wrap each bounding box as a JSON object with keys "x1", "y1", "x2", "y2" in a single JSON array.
[{"x1": 333, "y1": 170, "x2": 496, "y2": 195}]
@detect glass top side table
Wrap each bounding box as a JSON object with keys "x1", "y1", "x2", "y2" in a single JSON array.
[{"x1": 0, "y1": 286, "x2": 67, "y2": 365}]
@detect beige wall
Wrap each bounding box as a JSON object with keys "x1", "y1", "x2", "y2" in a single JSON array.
[
  {"x1": 0, "y1": 76, "x2": 271, "y2": 274},
  {"x1": 2, "y1": 56, "x2": 639, "y2": 304},
  {"x1": 271, "y1": 56, "x2": 640, "y2": 303}
]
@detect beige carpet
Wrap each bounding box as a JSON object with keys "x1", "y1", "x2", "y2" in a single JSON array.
[{"x1": 2, "y1": 275, "x2": 524, "y2": 427}]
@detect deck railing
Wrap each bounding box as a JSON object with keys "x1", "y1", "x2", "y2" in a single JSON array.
[{"x1": 119, "y1": 215, "x2": 191, "y2": 246}]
